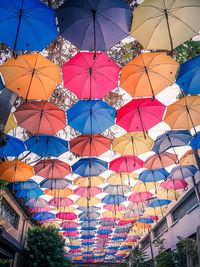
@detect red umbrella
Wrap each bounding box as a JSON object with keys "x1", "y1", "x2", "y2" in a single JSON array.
[
  {"x1": 34, "y1": 159, "x2": 71, "y2": 179},
  {"x1": 109, "y1": 156, "x2": 144, "y2": 173},
  {"x1": 49, "y1": 197, "x2": 74, "y2": 207},
  {"x1": 143, "y1": 152, "x2": 178, "y2": 169},
  {"x1": 74, "y1": 187, "x2": 102, "y2": 197},
  {"x1": 29, "y1": 207, "x2": 52, "y2": 212},
  {"x1": 103, "y1": 204, "x2": 126, "y2": 212},
  {"x1": 128, "y1": 192, "x2": 153, "y2": 203},
  {"x1": 160, "y1": 179, "x2": 188, "y2": 190},
  {"x1": 56, "y1": 212, "x2": 77, "y2": 220},
  {"x1": 116, "y1": 98, "x2": 166, "y2": 134},
  {"x1": 14, "y1": 101, "x2": 66, "y2": 135},
  {"x1": 62, "y1": 52, "x2": 120, "y2": 99},
  {"x1": 69, "y1": 134, "x2": 111, "y2": 157}
]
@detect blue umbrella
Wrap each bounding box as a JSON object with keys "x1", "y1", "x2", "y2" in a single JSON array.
[
  {"x1": 190, "y1": 132, "x2": 200, "y2": 148},
  {"x1": 72, "y1": 157, "x2": 108, "y2": 176},
  {"x1": 67, "y1": 100, "x2": 116, "y2": 134},
  {"x1": 136, "y1": 218, "x2": 154, "y2": 224},
  {"x1": 0, "y1": 0, "x2": 58, "y2": 52},
  {"x1": 81, "y1": 235, "x2": 95, "y2": 239},
  {"x1": 15, "y1": 188, "x2": 44, "y2": 198},
  {"x1": 57, "y1": 0, "x2": 131, "y2": 52},
  {"x1": 82, "y1": 252, "x2": 93, "y2": 255},
  {"x1": 168, "y1": 165, "x2": 198, "y2": 179},
  {"x1": 25, "y1": 135, "x2": 69, "y2": 157},
  {"x1": 119, "y1": 245, "x2": 132, "y2": 250},
  {"x1": 97, "y1": 229, "x2": 112, "y2": 235},
  {"x1": 152, "y1": 130, "x2": 192, "y2": 154},
  {"x1": 33, "y1": 211, "x2": 55, "y2": 221},
  {"x1": 148, "y1": 197, "x2": 171, "y2": 207},
  {"x1": 39, "y1": 178, "x2": 71, "y2": 189},
  {"x1": 78, "y1": 206, "x2": 100, "y2": 212},
  {"x1": 23, "y1": 197, "x2": 48, "y2": 208},
  {"x1": 80, "y1": 221, "x2": 97, "y2": 228},
  {"x1": 139, "y1": 168, "x2": 169, "y2": 183},
  {"x1": 101, "y1": 194, "x2": 127, "y2": 204},
  {"x1": 112, "y1": 236, "x2": 126, "y2": 241},
  {"x1": 99, "y1": 220, "x2": 115, "y2": 227},
  {"x1": 0, "y1": 134, "x2": 26, "y2": 157},
  {"x1": 81, "y1": 227, "x2": 97, "y2": 231},
  {"x1": 67, "y1": 236, "x2": 80, "y2": 240},
  {"x1": 67, "y1": 245, "x2": 80, "y2": 249},
  {"x1": 79, "y1": 212, "x2": 100, "y2": 220},
  {"x1": 0, "y1": 76, "x2": 4, "y2": 91},
  {"x1": 114, "y1": 228, "x2": 129, "y2": 234},
  {"x1": 59, "y1": 228, "x2": 78, "y2": 232},
  {"x1": 13, "y1": 179, "x2": 39, "y2": 190},
  {"x1": 176, "y1": 55, "x2": 200, "y2": 95}
]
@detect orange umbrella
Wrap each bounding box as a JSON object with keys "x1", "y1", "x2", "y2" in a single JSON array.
[
  {"x1": 143, "y1": 152, "x2": 178, "y2": 169},
  {"x1": 0, "y1": 53, "x2": 61, "y2": 100},
  {"x1": 73, "y1": 176, "x2": 105, "y2": 187},
  {"x1": 75, "y1": 196, "x2": 100, "y2": 207},
  {"x1": 134, "y1": 221, "x2": 151, "y2": 229},
  {"x1": 179, "y1": 149, "x2": 200, "y2": 166},
  {"x1": 0, "y1": 160, "x2": 34, "y2": 182},
  {"x1": 44, "y1": 187, "x2": 73, "y2": 198},
  {"x1": 164, "y1": 96, "x2": 200, "y2": 134},
  {"x1": 120, "y1": 52, "x2": 179, "y2": 99}
]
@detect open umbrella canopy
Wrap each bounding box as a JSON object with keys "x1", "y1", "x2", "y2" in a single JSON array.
[
  {"x1": 143, "y1": 152, "x2": 178, "y2": 169},
  {"x1": 103, "y1": 204, "x2": 126, "y2": 212},
  {"x1": 44, "y1": 187, "x2": 73, "y2": 198},
  {"x1": 139, "y1": 168, "x2": 169, "y2": 183},
  {"x1": 156, "y1": 187, "x2": 180, "y2": 201},
  {"x1": 4, "y1": 113, "x2": 17, "y2": 134},
  {"x1": 39, "y1": 178, "x2": 71, "y2": 189},
  {"x1": 109, "y1": 156, "x2": 144, "y2": 173},
  {"x1": 0, "y1": 0, "x2": 58, "y2": 51},
  {"x1": 101, "y1": 194, "x2": 127, "y2": 205},
  {"x1": 67, "y1": 100, "x2": 116, "y2": 134},
  {"x1": 168, "y1": 165, "x2": 197, "y2": 179},
  {"x1": 160, "y1": 179, "x2": 188, "y2": 190},
  {"x1": 74, "y1": 187, "x2": 102, "y2": 197},
  {"x1": 190, "y1": 132, "x2": 200, "y2": 148},
  {"x1": 73, "y1": 176, "x2": 105, "y2": 187},
  {"x1": 13, "y1": 179, "x2": 39, "y2": 190},
  {"x1": 56, "y1": 212, "x2": 77, "y2": 220},
  {"x1": 14, "y1": 101, "x2": 66, "y2": 135},
  {"x1": 69, "y1": 134, "x2": 111, "y2": 157},
  {"x1": 148, "y1": 198, "x2": 171, "y2": 207},
  {"x1": 0, "y1": 53, "x2": 61, "y2": 100},
  {"x1": 25, "y1": 135, "x2": 69, "y2": 157},
  {"x1": 57, "y1": 0, "x2": 131, "y2": 51},
  {"x1": 34, "y1": 159, "x2": 71, "y2": 179},
  {"x1": 72, "y1": 158, "x2": 108, "y2": 177},
  {"x1": 24, "y1": 197, "x2": 48, "y2": 208},
  {"x1": 103, "y1": 185, "x2": 131, "y2": 195},
  {"x1": 62, "y1": 52, "x2": 120, "y2": 99},
  {"x1": 15, "y1": 187, "x2": 44, "y2": 198},
  {"x1": 120, "y1": 52, "x2": 179, "y2": 99},
  {"x1": 49, "y1": 197, "x2": 74, "y2": 207},
  {"x1": 75, "y1": 196, "x2": 100, "y2": 207},
  {"x1": 106, "y1": 173, "x2": 137, "y2": 185},
  {"x1": 33, "y1": 212, "x2": 55, "y2": 221},
  {"x1": 128, "y1": 192, "x2": 153, "y2": 203},
  {"x1": 0, "y1": 134, "x2": 26, "y2": 157},
  {"x1": 131, "y1": 0, "x2": 200, "y2": 51}
]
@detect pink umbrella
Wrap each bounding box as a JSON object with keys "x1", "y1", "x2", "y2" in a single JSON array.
[
  {"x1": 63, "y1": 231, "x2": 79, "y2": 236},
  {"x1": 96, "y1": 241, "x2": 109, "y2": 244},
  {"x1": 97, "y1": 234, "x2": 112, "y2": 238},
  {"x1": 118, "y1": 220, "x2": 134, "y2": 226},
  {"x1": 125, "y1": 239, "x2": 137, "y2": 242},
  {"x1": 117, "y1": 254, "x2": 126, "y2": 257},
  {"x1": 82, "y1": 239, "x2": 96, "y2": 243},
  {"x1": 70, "y1": 249, "x2": 81, "y2": 253},
  {"x1": 100, "y1": 217, "x2": 120, "y2": 221},
  {"x1": 96, "y1": 248, "x2": 106, "y2": 251},
  {"x1": 143, "y1": 152, "x2": 178, "y2": 169},
  {"x1": 128, "y1": 192, "x2": 153, "y2": 203},
  {"x1": 29, "y1": 207, "x2": 52, "y2": 212},
  {"x1": 56, "y1": 212, "x2": 77, "y2": 220},
  {"x1": 60, "y1": 221, "x2": 79, "y2": 228},
  {"x1": 103, "y1": 204, "x2": 126, "y2": 212},
  {"x1": 109, "y1": 156, "x2": 144, "y2": 173},
  {"x1": 160, "y1": 179, "x2": 188, "y2": 190},
  {"x1": 62, "y1": 52, "x2": 120, "y2": 99},
  {"x1": 114, "y1": 233, "x2": 128, "y2": 237},
  {"x1": 84, "y1": 259, "x2": 93, "y2": 262},
  {"x1": 49, "y1": 197, "x2": 74, "y2": 207},
  {"x1": 74, "y1": 187, "x2": 102, "y2": 197}
]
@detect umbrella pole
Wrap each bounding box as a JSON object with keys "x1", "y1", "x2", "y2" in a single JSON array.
[
  {"x1": 144, "y1": 67, "x2": 155, "y2": 100},
  {"x1": 186, "y1": 106, "x2": 197, "y2": 136},
  {"x1": 137, "y1": 107, "x2": 146, "y2": 139},
  {"x1": 13, "y1": 0, "x2": 24, "y2": 58},
  {"x1": 92, "y1": 9, "x2": 97, "y2": 59},
  {"x1": 164, "y1": 9, "x2": 174, "y2": 53}
]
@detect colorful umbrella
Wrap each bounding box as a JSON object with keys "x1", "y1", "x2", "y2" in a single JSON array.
[
  {"x1": 15, "y1": 188, "x2": 44, "y2": 198},
  {"x1": 34, "y1": 159, "x2": 71, "y2": 179},
  {"x1": 0, "y1": 134, "x2": 26, "y2": 157},
  {"x1": 74, "y1": 187, "x2": 102, "y2": 197},
  {"x1": 139, "y1": 168, "x2": 169, "y2": 183},
  {"x1": 39, "y1": 178, "x2": 71, "y2": 189},
  {"x1": 143, "y1": 152, "x2": 178, "y2": 169},
  {"x1": 33, "y1": 212, "x2": 55, "y2": 221},
  {"x1": 103, "y1": 204, "x2": 126, "y2": 212},
  {"x1": 75, "y1": 197, "x2": 100, "y2": 207},
  {"x1": 67, "y1": 100, "x2": 116, "y2": 134},
  {"x1": 148, "y1": 198, "x2": 171, "y2": 207},
  {"x1": 133, "y1": 181, "x2": 158, "y2": 193},
  {"x1": 78, "y1": 206, "x2": 100, "y2": 213},
  {"x1": 4, "y1": 113, "x2": 17, "y2": 134},
  {"x1": 156, "y1": 187, "x2": 180, "y2": 201},
  {"x1": 101, "y1": 195, "x2": 127, "y2": 205},
  {"x1": 72, "y1": 158, "x2": 108, "y2": 177},
  {"x1": 179, "y1": 150, "x2": 199, "y2": 166},
  {"x1": 49, "y1": 198, "x2": 74, "y2": 207},
  {"x1": 116, "y1": 98, "x2": 166, "y2": 134},
  {"x1": 14, "y1": 101, "x2": 66, "y2": 135},
  {"x1": 62, "y1": 52, "x2": 120, "y2": 99},
  {"x1": 57, "y1": 0, "x2": 131, "y2": 52},
  {"x1": 168, "y1": 165, "x2": 197, "y2": 180},
  {"x1": 131, "y1": 0, "x2": 200, "y2": 51},
  {"x1": 120, "y1": 52, "x2": 179, "y2": 99},
  {"x1": 69, "y1": 134, "x2": 111, "y2": 157},
  {"x1": 25, "y1": 135, "x2": 69, "y2": 157},
  {"x1": 106, "y1": 173, "x2": 137, "y2": 185},
  {"x1": 128, "y1": 192, "x2": 153, "y2": 203},
  {"x1": 56, "y1": 212, "x2": 77, "y2": 220},
  {"x1": 44, "y1": 188, "x2": 73, "y2": 198},
  {"x1": 113, "y1": 132, "x2": 154, "y2": 156},
  {"x1": 109, "y1": 156, "x2": 144, "y2": 173},
  {"x1": 160, "y1": 179, "x2": 188, "y2": 190},
  {"x1": 73, "y1": 176, "x2": 105, "y2": 187},
  {"x1": 24, "y1": 197, "x2": 48, "y2": 208},
  {"x1": 103, "y1": 185, "x2": 131, "y2": 195},
  {"x1": 0, "y1": 160, "x2": 34, "y2": 182},
  {"x1": 0, "y1": 53, "x2": 61, "y2": 100}
]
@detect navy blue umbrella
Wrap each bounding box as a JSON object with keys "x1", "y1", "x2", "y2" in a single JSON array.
[
  {"x1": 190, "y1": 132, "x2": 200, "y2": 148},
  {"x1": 0, "y1": 134, "x2": 26, "y2": 157},
  {"x1": 33, "y1": 211, "x2": 55, "y2": 221},
  {"x1": 101, "y1": 194, "x2": 127, "y2": 204},
  {"x1": 136, "y1": 218, "x2": 154, "y2": 224},
  {"x1": 0, "y1": 0, "x2": 58, "y2": 52},
  {"x1": 25, "y1": 135, "x2": 69, "y2": 157},
  {"x1": 72, "y1": 157, "x2": 108, "y2": 176},
  {"x1": 13, "y1": 179, "x2": 39, "y2": 190},
  {"x1": 15, "y1": 188, "x2": 44, "y2": 198},
  {"x1": 152, "y1": 130, "x2": 192, "y2": 154},
  {"x1": 97, "y1": 229, "x2": 112, "y2": 235},
  {"x1": 67, "y1": 100, "x2": 116, "y2": 134},
  {"x1": 81, "y1": 235, "x2": 95, "y2": 239},
  {"x1": 57, "y1": 0, "x2": 131, "y2": 53},
  {"x1": 148, "y1": 197, "x2": 171, "y2": 207},
  {"x1": 139, "y1": 168, "x2": 169, "y2": 183},
  {"x1": 176, "y1": 55, "x2": 200, "y2": 95},
  {"x1": 112, "y1": 236, "x2": 126, "y2": 241}
]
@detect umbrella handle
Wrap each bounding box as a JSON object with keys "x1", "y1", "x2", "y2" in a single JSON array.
[{"x1": 13, "y1": 50, "x2": 18, "y2": 60}]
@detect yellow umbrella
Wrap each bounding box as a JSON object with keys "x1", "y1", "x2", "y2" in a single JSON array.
[
  {"x1": 73, "y1": 176, "x2": 105, "y2": 187},
  {"x1": 102, "y1": 211, "x2": 123, "y2": 218},
  {"x1": 122, "y1": 216, "x2": 140, "y2": 221},
  {"x1": 179, "y1": 149, "x2": 200, "y2": 166},
  {"x1": 109, "y1": 242, "x2": 122, "y2": 247},
  {"x1": 75, "y1": 196, "x2": 100, "y2": 207},
  {"x1": 129, "y1": 226, "x2": 143, "y2": 237},
  {"x1": 106, "y1": 172, "x2": 137, "y2": 185},
  {"x1": 70, "y1": 240, "x2": 81, "y2": 246},
  {"x1": 131, "y1": 0, "x2": 200, "y2": 51},
  {"x1": 5, "y1": 113, "x2": 17, "y2": 133},
  {"x1": 156, "y1": 187, "x2": 180, "y2": 201},
  {"x1": 144, "y1": 206, "x2": 166, "y2": 216},
  {"x1": 133, "y1": 181, "x2": 159, "y2": 192},
  {"x1": 52, "y1": 206, "x2": 76, "y2": 212},
  {"x1": 113, "y1": 132, "x2": 154, "y2": 156},
  {"x1": 41, "y1": 222, "x2": 60, "y2": 228}
]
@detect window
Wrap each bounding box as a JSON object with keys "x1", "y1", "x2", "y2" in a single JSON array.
[
  {"x1": 153, "y1": 219, "x2": 167, "y2": 238},
  {"x1": 171, "y1": 191, "x2": 198, "y2": 222},
  {"x1": 141, "y1": 235, "x2": 150, "y2": 249},
  {"x1": 0, "y1": 199, "x2": 19, "y2": 229}
]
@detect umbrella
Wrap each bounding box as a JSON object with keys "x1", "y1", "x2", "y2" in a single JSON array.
[
  {"x1": 74, "y1": 187, "x2": 102, "y2": 197},
  {"x1": 103, "y1": 204, "x2": 126, "y2": 212},
  {"x1": 116, "y1": 98, "x2": 166, "y2": 135},
  {"x1": 113, "y1": 132, "x2": 154, "y2": 155},
  {"x1": 56, "y1": 212, "x2": 77, "y2": 220},
  {"x1": 73, "y1": 176, "x2": 105, "y2": 187},
  {"x1": 128, "y1": 192, "x2": 153, "y2": 203},
  {"x1": 79, "y1": 212, "x2": 100, "y2": 221},
  {"x1": 14, "y1": 101, "x2": 66, "y2": 135},
  {"x1": 0, "y1": 53, "x2": 61, "y2": 100},
  {"x1": 109, "y1": 156, "x2": 144, "y2": 173},
  {"x1": 23, "y1": 197, "x2": 48, "y2": 208},
  {"x1": 0, "y1": 134, "x2": 26, "y2": 157},
  {"x1": 49, "y1": 198, "x2": 74, "y2": 207},
  {"x1": 44, "y1": 188, "x2": 73, "y2": 198},
  {"x1": 152, "y1": 130, "x2": 192, "y2": 154},
  {"x1": 60, "y1": 221, "x2": 79, "y2": 228},
  {"x1": 168, "y1": 165, "x2": 197, "y2": 179},
  {"x1": 0, "y1": 160, "x2": 34, "y2": 182},
  {"x1": 143, "y1": 152, "x2": 178, "y2": 169},
  {"x1": 176, "y1": 55, "x2": 200, "y2": 95},
  {"x1": 164, "y1": 96, "x2": 200, "y2": 135},
  {"x1": 39, "y1": 178, "x2": 71, "y2": 189},
  {"x1": 139, "y1": 168, "x2": 169, "y2": 183},
  {"x1": 67, "y1": 100, "x2": 116, "y2": 134},
  {"x1": 133, "y1": 181, "x2": 158, "y2": 192},
  {"x1": 57, "y1": 0, "x2": 131, "y2": 53},
  {"x1": 156, "y1": 187, "x2": 180, "y2": 201},
  {"x1": 80, "y1": 221, "x2": 97, "y2": 228},
  {"x1": 101, "y1": 195, "x2": 127, "y2": 205},
  {"x1": 103, "y1": 185, "x2": 131, "y2": 195},
  {"x1": 160, "y1": 179, "x2": 188, "y2": 190},
  {"x1": 190, "y1": 132, "x2": 200, "y2": 148},
  {"x1": 0, "y1": 0, "x2": 58, "y2": 52},
  {"x1": 75, "y1": 197, "x2": 100, "y2": 207},
  {"x1": 131, "y1": 0, "x2": 200, "y2": 51},
  {"x1": 72, "y1": 158, "x2": 108, "y2": 177},
  {"x1": 25, "y1": 135, "x2": 68, "y2": 157},
  {"x1": 12, "y1": 179, "x2": 39, "y2": 191},
  {"x1": 34, "y1": 159, "x2": 71, "y2": 179},
  {"x1": 62, "y1": 52, "x2": 120, "y2": 99},
  {"x1": 144, "y1": 206, "x2": 166, "y2": 216},
  {"x1": 102, "y1": 211, "x2": 123, "y2": 219},
  {"x1": 4, "y1": 113, "x2": 17, "y2": 134},
  {"x1": 106, "y1": 173, "x2": 137, "y2": 185},
  {"x1": 15, "y1": 188, "x2": 44, "y2": 198},
  {"x1": 70, "y1": 134, "x2": 111, "y2": 157},
  {"x1": 78, "y1": 206, "x2": 100, "y2": 213},
  {"x1": 120, "y1": 52, "x2": 179, "y2": 99},
  {"x1": 33, "y1": 212, "x2": 55, "y2": 221},
  {"x1": 53, "y1": 206, "x2": 76, "y2": 213}
]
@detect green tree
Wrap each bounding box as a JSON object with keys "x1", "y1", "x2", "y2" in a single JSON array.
[
  {"x1": 175, "y1": 39, "x2": 200, "y2": 64},
  {"x1": 23, "y1": 226, "x2": 73, "y2": 267}
]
